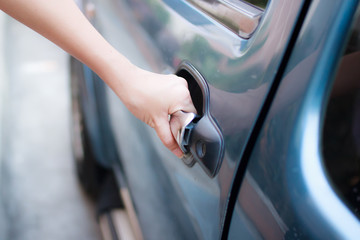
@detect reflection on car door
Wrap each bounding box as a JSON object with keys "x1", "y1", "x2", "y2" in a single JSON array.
[{"x1": 95, "y1": 0, "x2": 308, "y2": 238}]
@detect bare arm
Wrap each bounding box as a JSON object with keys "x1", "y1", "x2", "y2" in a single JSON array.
[{"x1": 0, "y1": 0, "x2": 195, "y2": 157}]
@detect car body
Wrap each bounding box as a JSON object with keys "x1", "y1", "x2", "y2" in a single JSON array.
[{"x1": 71, "y1": 0, "x2": 360, "y2": 239}]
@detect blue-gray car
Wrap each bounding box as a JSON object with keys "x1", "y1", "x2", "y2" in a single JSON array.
[{"x1": 70, "y1": 0, "x2": 360, "y2": 239}]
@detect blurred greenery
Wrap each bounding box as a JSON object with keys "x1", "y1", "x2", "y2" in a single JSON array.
[
  {"x1": 244, "y1": 0, "x2": 269, "y2": 9},
  {"x1": 145, "y1": 0, "x2": 170, "y2": 24}
]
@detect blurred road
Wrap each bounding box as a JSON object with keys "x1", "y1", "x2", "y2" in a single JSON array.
[{"x1": 0, "y1": 14, "x2": 101, "y2": 240}]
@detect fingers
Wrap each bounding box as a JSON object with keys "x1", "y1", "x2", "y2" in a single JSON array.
[
  {"x1": 133, "y1": 73, "x2": 196, "y2": 158},
  {"x1": 154, "y1": 117, "x2": 184, "y2": 158},
  {"x1": 169, "y1": 77, "x2": 197, "y2": 115},
  {"x1": 169, "y1": 112, "x2": 182, "y2": 143},
  {"x1": 156, "y1": 75, "x2": 195, "y2": 157},
  {"x1": 181, "y1": 97, "x2": 197, "y2": 114}
]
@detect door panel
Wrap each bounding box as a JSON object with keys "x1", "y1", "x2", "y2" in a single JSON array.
[
  {"x1": 93, "y1": 0, "x2": 306, "y2": 238},
  {"x1": 228, "y1": 0, "x2": 360, "y2": 239}
]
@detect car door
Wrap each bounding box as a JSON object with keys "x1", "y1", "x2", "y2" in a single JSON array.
[
  {"x1": 92, "y1": 0, "x2": 308, "y2": 238},
  {"x1": 228, "y1": 0, "x2": 360, "y2": 239}
]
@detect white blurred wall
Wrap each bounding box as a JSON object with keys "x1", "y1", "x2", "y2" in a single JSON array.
[{"x1": 0, "y1": 11, "x2": 8, "y2": 240}]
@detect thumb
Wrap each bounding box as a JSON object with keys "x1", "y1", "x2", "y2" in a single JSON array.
[{"x1": 154, "y1": 117, "x2": 183, "y2": 158}]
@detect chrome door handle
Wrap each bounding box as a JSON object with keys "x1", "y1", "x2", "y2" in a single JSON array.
[
  {"x1": 169, "y1": 62, "x2": 224, "y2": 178},
  {"x1": 170, "y1": 110, "x2": 199, "y2": 166}
]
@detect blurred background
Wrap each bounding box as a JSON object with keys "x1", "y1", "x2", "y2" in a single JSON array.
[{"x1": 0, "y1": 12, "x2": 101, "y2": 240}]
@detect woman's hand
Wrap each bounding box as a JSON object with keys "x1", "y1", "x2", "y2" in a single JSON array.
[{"x1": 103, "y1": 63, "x2": 196, "y2": 157}]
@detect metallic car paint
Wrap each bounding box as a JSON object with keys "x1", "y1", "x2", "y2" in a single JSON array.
[
  {"x1": 97, "y1": 0, "x2": 307, "y2": 238},
  {"x1": 228, "y1": 0, "x2": 360, "y2": 238}
]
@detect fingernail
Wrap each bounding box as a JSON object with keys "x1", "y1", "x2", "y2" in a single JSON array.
[{"x1": 174, "y1": 148, "x2": 184, "y2": 158}]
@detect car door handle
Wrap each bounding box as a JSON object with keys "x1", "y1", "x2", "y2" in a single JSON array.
[{"x1": 170, "y1": 62, "x2": 224, "y2": 178}]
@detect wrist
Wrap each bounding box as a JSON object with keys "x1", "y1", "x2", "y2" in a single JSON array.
[{"x1": 97, "y1": 51, "x2": 140, "y2": 100}]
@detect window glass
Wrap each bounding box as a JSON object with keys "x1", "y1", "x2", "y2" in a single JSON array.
[
  {"x1": 322, "y1": 11, "x2": 360, "y2": 218},
  {"x1": 243, "y1": 0, "x2": 269, "y2": 9}
]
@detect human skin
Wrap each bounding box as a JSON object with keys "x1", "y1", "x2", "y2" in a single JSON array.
[{"x1": 0, "y1": 0, "x2": 196, "y2": 157}]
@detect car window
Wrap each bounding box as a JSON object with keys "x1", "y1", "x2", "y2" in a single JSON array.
[
  {"x1": 244, "y1": 0, "x2": 269, "y2": 9},
  {"x1": 322, "y1": 11, "x2": 360, "y2": 219}
]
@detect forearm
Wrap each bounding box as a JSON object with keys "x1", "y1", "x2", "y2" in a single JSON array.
[
  {"x1": 0, "y1": 0, "x2": 196, "y2": 157},
  {"x1": 0, "y1": 0, "x2": 133, "y2": 92}
]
